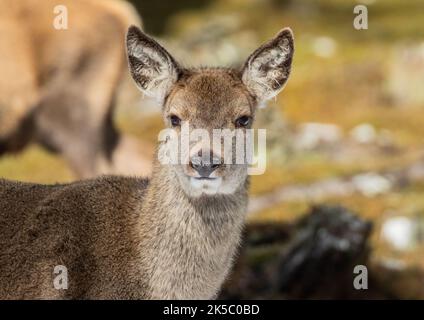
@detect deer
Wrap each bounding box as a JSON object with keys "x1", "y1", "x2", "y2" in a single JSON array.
[
  {"x1": 0, "y1": 25, "x2": 294, "y2": 299},
  {"x1": 0, "y1": 0, "x2": 153, "y2": 178}
]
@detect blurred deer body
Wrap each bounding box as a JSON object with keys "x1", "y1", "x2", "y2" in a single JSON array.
[
  {"x1": 0, "y1": 0, "x2": 152, "y2": 178},
  {"x1": 0, "y1": 26, "x2": 294, "y2": 299}
]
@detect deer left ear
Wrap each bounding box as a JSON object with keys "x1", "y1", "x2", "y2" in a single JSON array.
[
  {"x1": 241, "y1": 28, "x2": 294, "y2": 102},
  {"x1": 126, "y1": 26, "x2": 180, "y2": 104}
]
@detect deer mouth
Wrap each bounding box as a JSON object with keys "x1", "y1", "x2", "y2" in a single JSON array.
[
  {"x1": 189, "y1": 176, "x2": 223, "y2": 194},
  {"x1": 194, "y1": 177, "x2": 218, "y2": 181}
]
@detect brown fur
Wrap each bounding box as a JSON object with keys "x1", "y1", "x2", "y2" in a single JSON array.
[
  {"x1": 0, "y1": 0, "x2": 153, "y2": 178},
  {"x1": 0, "y1": 26, "x2": 294, "y2": 299}
]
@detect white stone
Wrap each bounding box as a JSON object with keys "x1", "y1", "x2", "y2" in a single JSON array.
[
  {"x1": 352, "y1": 173, "x2": 391, "y2": 197},
  {"x1": 381, "y1": 216, "x2": 415, "y2": 251},
  {"x1": 350, "y1": 123, "x2": 377, "y2": 144},
  {"x1": 312, "y1": 36, "x2": 337, "y2": 58},
  {"x1": 295, "y1": 123, "x2": 342, "y2": 150}
]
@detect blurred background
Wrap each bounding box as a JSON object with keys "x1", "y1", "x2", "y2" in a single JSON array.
[{"x1": 1, "y1": 0, "x2": 424, "y2": 298}]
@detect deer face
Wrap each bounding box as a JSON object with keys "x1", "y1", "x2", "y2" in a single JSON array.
[{"x1": 126, "y1": 26, "x2": 294, "y2": 197}]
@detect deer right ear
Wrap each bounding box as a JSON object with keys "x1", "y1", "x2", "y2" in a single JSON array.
[
  {"x1": 126, "y1": 26, "x2": 180, "y2": 104},
  {"x1": 241, "y1": 28, "x2": 294, "y2": 102}
]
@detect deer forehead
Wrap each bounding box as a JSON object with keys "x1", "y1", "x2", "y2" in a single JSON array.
[{"x1": 165, "y1": 70, "x2": 254, "y2": 125}]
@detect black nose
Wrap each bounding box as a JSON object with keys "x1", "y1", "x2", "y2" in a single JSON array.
[{"x1": 189, "y1": 152, "x2": 222, "y2": 177}]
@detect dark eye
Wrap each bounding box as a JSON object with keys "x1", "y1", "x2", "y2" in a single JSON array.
[
  {"x1": 170, "y1": 115, "x2": 181, "y2": 127},
  {"x1": 235, "y1": 116, "x2": 251, "y2": 128}
]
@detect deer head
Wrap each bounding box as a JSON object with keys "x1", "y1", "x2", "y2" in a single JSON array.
[{"x1": 126, "y1": 26, "x2": 294, "y2": 197}]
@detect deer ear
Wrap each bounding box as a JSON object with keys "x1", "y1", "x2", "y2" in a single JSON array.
[
  {"x1": 242, "y1": 28, "x2": 294, "y2": 102},
  {"x1": 126, "y1": 26, "x2": 180, "y2": 103}
]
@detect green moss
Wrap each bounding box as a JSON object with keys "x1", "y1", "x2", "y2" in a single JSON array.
[{"x1": 0, "y1": 145, "x2": 73, "y2": 183}]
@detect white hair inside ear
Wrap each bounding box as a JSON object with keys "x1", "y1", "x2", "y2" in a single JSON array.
[
  {"x1": 126, "y1": 26, "x2": 180, "y2": 105},
  {"x1": 242, "y1": 28, "x2": 294, "y2": 103}
]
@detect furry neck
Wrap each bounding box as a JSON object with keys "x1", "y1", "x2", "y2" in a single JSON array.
[{"x1": 140, "y1": 163, "x2": 249, "y2": 299}]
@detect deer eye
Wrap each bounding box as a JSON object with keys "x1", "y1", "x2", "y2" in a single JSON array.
[
  {"x1": 235, "y1": 115, "x2": 251, "y2": 128},
  {"x1": 169, "y1": 115, "x2": 181, "y2": 127}
]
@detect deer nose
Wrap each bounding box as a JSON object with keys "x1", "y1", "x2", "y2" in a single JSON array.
[{"x1": 189, "y1": 152, "x2": 222, "y2": 178}]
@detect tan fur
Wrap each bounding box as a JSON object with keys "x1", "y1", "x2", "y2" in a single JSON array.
[
  {"x1": 0, "y1": 0, "x2": 153, "y2": 178},
  {"x1": 0, "y1": 27, "x2": 294, "y2": 299}
]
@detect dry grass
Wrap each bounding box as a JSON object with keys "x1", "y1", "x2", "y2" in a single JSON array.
[{"x1": 0, "y1": 145, "x2": 72, "y2": 183}]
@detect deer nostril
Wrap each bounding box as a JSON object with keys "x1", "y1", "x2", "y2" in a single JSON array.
[
  {"x1": 189, "y1": 156, "x2": 202, "y2": 170},
  {"x1": 189, "y1": 160, "x2": 200, "y2": 170},
  {"x1": 211, "y1": 162, "x2": 221, "y2": 169}
]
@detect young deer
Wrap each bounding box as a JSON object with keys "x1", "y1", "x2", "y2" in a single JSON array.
[{"x1": 0, "y1": 26, "x2": 294, "y2": 299}]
